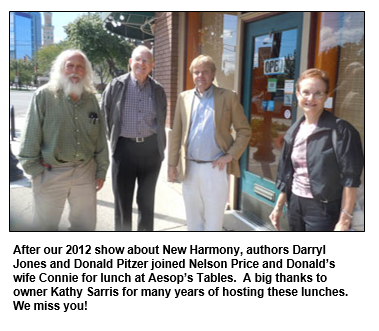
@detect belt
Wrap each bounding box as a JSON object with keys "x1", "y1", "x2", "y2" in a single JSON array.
[
  {"x1": 187, "y1": 159, "x2": 213, "y2": 164},
  {"x1": 123, "y1": 135, "x2": 156, "y2": 143},
  {"x1": 41, "y1": 161, "x2": 52, "y2": 171},
  {"x1": 41, "y1": 160, "x2": 85, "y2": 170}
]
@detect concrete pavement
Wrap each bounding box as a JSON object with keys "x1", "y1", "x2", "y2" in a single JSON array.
[{"x1": 10, "y1": 114, "x2": 254, "y2": 232}]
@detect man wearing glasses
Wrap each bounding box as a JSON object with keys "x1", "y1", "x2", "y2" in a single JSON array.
[{"x1": 101, "y1": 46, "x2": 167, "y2": 231}]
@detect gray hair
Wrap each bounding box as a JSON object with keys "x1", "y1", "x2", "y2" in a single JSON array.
[
  {"x1": 131, "y1": 45, "x2": 154, "y2": 61},
  {"x1": 48, "y1": 49, "x2": 96, "y2": 94}
]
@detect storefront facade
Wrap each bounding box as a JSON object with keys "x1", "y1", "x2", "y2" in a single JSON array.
[{"x1": 104, "y1": 12, "x2": 364, "y2": 230}]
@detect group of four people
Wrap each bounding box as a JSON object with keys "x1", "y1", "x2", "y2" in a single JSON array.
[{"x1": 18, "y1": 46, "x2": 363, "y2": 232}]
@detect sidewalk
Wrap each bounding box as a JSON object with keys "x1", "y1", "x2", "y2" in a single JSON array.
[{"x1": 10, "y1": 115, "x2": 253, "y2": 231}]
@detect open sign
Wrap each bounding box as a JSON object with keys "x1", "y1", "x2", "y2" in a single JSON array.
[{"x1": 264, "y1": 57, "x2": 285, "y2": 75}]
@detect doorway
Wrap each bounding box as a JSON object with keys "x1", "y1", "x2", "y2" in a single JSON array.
[{"x1": 239, "y1": 12, "x2": 304, "y2": 230}]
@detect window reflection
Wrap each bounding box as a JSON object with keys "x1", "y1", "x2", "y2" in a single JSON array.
[
  {"x1": 315, "y1": 12, "x2": 364, "y2": 180},
  {"x1": 199, "y1": 12, "x2": 238, "y2": 90},
  {"x1": 248, "y1": 29, "x2": 297, "y2": 180}
]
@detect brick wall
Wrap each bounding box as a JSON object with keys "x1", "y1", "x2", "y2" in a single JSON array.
[{"x1": 153, "y1": 12, "x2": 180, "y2": 129}]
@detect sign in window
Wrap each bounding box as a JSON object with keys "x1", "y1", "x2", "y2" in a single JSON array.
[{"x1": 264, "y1": 57, "x2": 285, "y2": 75}]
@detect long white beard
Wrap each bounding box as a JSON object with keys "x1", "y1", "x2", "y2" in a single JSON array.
[{"x1": 62, "y1": 74, "x2": 84, "y2": 98}]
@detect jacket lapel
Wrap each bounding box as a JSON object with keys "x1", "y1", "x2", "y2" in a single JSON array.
[
  {"x1": 183, "y1": 90, "x2": 195, "y2": 144},
  {"x1": 213, "y1": 86, "x2": 224, "y2": 130}
]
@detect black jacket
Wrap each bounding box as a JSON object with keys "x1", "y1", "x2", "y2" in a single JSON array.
[
  {"x1": 101, "y1": 73, "x2": 167, "y2": 160},
  {"x1": 276, "y1": 110, "x2": 364, "y2": 203}
]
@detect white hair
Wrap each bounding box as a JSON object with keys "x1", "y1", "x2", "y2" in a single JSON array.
[
  {"x1": 131, "y1": 45, "x2": 154, "y2": 60},
  {"x1": 48, "y1": 49, "x2": 96, "y2": 94}
]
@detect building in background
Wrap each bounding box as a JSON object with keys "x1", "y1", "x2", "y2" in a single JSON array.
[
  {"x1": 42, "y1": 12, "x2": 54, "y2": 46},
  {"x1": 10, "y1": 12, "x2": 42, "y2": 60},
  {"x1": 103, "y1": 12, "x2": 364, "y2": 230}
]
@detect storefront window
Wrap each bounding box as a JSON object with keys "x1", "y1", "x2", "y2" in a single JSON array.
[
  {"x1": 315, "y1": 12, "x2": 364, "y2": 153},
  {"x1": 186, "y1": 12, "x2": 238, "y2": 90}
]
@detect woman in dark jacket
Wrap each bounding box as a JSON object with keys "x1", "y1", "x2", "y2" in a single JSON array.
[{"x1": 269, "y1": 69, "x2": 364, "y2": 231}]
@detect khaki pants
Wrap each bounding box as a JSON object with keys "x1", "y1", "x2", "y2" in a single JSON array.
[{"x1": 32, "y1": 159, "x2": 97, "y2": 231}]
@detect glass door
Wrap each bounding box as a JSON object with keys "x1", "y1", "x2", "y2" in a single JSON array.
[{"x1": 240, "y1": 13, "x2": 303, "y2": 229}]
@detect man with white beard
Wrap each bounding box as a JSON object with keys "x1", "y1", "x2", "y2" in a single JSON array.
[{"x1": 19, "y1": 50, "x2": 109, "y2": 231}]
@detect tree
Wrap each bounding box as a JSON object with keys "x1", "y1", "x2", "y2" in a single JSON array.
[
  {"x1": 10, "y1": 59, "x2": 34, "y2": 88},
  {"x1": 64, "y1": 13, "x2": 134, "y2": 89},
  {"x1": 35, "y1": 41, "x2": 71, "y2": 76}
]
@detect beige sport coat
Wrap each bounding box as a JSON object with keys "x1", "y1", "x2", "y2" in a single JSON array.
[{"x1": 168, "y1": 85, "x2": 251, "y2": 181}]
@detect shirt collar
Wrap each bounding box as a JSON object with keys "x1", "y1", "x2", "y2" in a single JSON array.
[
  {"x1": 194, "y1": 84, "x2": 214, "y2": 99},
  {"x1": 130, "y1": 72, "x2": 151, "y2": 89}
]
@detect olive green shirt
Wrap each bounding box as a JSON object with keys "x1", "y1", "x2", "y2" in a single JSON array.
[{"x1": 19, "y1": 85, "x2": 109, "y2": 179}]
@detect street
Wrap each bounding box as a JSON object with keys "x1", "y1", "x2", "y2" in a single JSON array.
[
  {"x1": 8, "y1": 88, "x2": 190, "y2": 231},
  {"x1": 9, "y1": 88, "x2": 252, "y2": 232},
  {"x1": 10, "y1": 90, "x2": 34, "y2": 118}
]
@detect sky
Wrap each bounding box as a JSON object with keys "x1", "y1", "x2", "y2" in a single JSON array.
[{"x1": 43, "y1": 12, "x2": 88, "y2": 43}]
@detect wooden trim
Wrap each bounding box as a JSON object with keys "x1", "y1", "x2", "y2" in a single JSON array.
[
  {"x1": 307, "y1": 12, "x2": 319, "y2": 68},
  {"x1": 185, "y1": 12, "x2": 201, "y2": 90}
]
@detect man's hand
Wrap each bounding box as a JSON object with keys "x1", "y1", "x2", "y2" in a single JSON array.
[
  {"x1": 96, "y1": 178, "x2": 105, "y2": 192},
  {"x1": 212, "y1": 154, "x2": 233, "y2": 171},
  {"x1": 168, "y1": 166, "x2": 178, "y2": 183}
]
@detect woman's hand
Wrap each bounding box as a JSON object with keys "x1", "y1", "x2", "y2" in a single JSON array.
[
  {"x1": 269, "y1": 207, "x2": 283, "y2": 231},
  {"x1": 334, "y1": 187, "x2": 357, "y2": 231},
  {"x1": 334, "y1": 212, "x2": 351, "y2": 231},
  {"x1": 270, "y1": 192, "x2": 286, "y2": 231}
]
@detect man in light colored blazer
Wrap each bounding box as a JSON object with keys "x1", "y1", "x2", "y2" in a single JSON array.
[{"x1": 168, "y1": 55, "x2": 251, "y2": 231}]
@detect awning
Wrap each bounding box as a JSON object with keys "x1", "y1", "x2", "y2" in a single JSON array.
[{"x1": 102, "y1": 12, "x2": 155, "y2": 41}]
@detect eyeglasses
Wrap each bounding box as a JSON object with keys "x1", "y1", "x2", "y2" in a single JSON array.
[
  {"x1": 299, "y1": 90, "x2": 327, "y2": 100},
  {"x1": 132, "y1": 57, "x2": 152, "y2": 65}
]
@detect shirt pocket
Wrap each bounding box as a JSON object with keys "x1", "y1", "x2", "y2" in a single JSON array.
[{"x1": 86, "y1": 119, "x2": 100, "y2": 137}]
